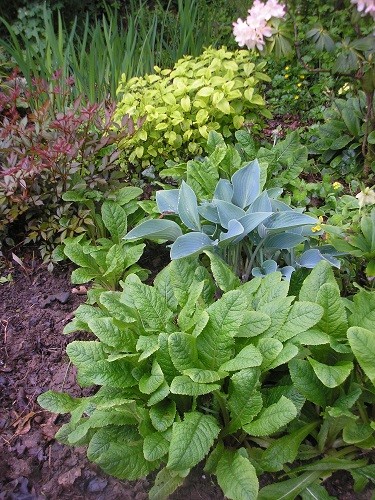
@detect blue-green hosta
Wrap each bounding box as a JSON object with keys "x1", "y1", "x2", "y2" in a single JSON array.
[
  {"x1": 125, "y1": 159, "x2": 340, "y2": 279},
  {"x1": 38, "y1": 260, "x2": 375, "y2": 498}
]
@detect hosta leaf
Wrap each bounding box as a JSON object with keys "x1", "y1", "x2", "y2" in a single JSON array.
[
  {"x1": 236, "y1": 311, "x2": 272, "y2": 338},
  {"x1": 214, "y1": 178, "x2": 233, "y2": 202},
  {"x1": 168, "y1": 332, "x2": 200, "y2": 372},
  {"x1": 308, "y1": 358, "x2": 353, "y2": 388},
  {"x1": 196, "y1": 290, "x2": 247, "y2": 369},
  {"x1": 227, "y1": 368, "x2": 262, "y2": 433},
  {"x1": 258, "y1": 471, "x2": 322, "y2": 500},
  {"x1": 219, "y1": 219, "x2": 245, "y2": 244},
  {"x1": 170, "y1": 376, "x2": 220, "y2": 396},
  {"x1": 289, "y1": 359, "x2": 329, "y2": 406},
  {"x1": 125, "y1": 219, "x2": 183, "y2": 242},
  {"x1": 156, "y1": 189, "x2": 179, "y2": 213},
  {"x1": 150, "y1": 400, "x2": 176, "y2": 431},
  {"x1": 220, "y1": 345, "x2": 262, "y2": 371},
  {"x1": 216, "y1": 450, "x2": 259, "y2": 500},
  {"x1": 204, "y1": 251, "x2": 241, "y2": 292},
  {"x1": 316, "y1": 283, "x2": 348, "y2": 339},
  {"x1": 170, "y1": 232, "x2": 214, "y2": 259},
  {"x1": 183, "y1": 368, "x2": 223, "y2": 383},
  {"x1": 167, "y1": 412, "x2": 220, "y2": 471},
  {"x1": 347, "y1": 326, "x2": 375, "y2": 385},
  {"x1": 261, "y1": 422, "x2": 318, "y2": 472},
  {"x1": 264, "y1": 212, "x2": 317, "y2": 231},
  {"x1": 243, "y1": 396, "x2": 297, "y2": 436},
  {"x1": 299, "y1": 261, "x2": 337, "y2": 302},
  {"x1": 139, "y1": 360, "x2": 164, "y2": 394},
  {"x1": 231, "y1": 160, "x2": 261, "y2": 209},
  {"x1": 177, "y1": 181, "x2": 201, "y2": 231},
  {"x1": 101, "y1": 201, "x2": 128, "y2": 243},
  {"x1": 148, "y1": 467, "x2": 185, "y2": 500},
  {"x1": 213, "y1": 199, "x2": 246, "y2": 228},
  {"x1": 87, "y1": 317, "x2": 136, "y2": 350},
  {"x1": 143, "y1": 432, "x2": 169, "y2": 461},
  {"x1": 274, "y1": 302, "x2": 324, "y2": 342}
]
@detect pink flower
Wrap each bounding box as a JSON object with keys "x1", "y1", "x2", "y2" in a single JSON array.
[
  {"x1": 351, "y1": 0, "x2": 375, "y2": 20},
  {"x1": 233, "y1": 0, "x2": 286, "y2": 51}
]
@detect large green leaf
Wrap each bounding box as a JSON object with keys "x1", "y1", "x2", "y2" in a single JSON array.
[
  {"x1": 63, "y1": 243, "x2": 100, "y2": 270},
  {"x1": 236, "y1": 311, "x2": 272, "y2": 338},
  {"x1": 299, "y1": 261, "x2": 337, "y2": 302},
  {"x1": 347, "y1": 326, "x2": 375, "y2": 386},
  {"x1": 308, "y1": 358, "x2": 353, "y2": 388},
  {"x1": 243, "y1": 396, "x2": 297, "y2": 436},
  {"x1": 37, "y1": 391, "x2": 82, "y2": 413},
  {"x1": 205, "y1": 250, "x2": 241, "y2": 292},
  {"x1": 216, "y1": 449, "x2": 259, "y2": 500},
  {"x1": 168, "y1": 332, "x2": 200, "y2": 372},
  {"x1": 87, "y1": 317, "x2": 136, "y2": 350},
  {"x1": 274, "y1": 301, "x2": 323, "y2": 342},
  {"x1": 227, "y1": 368, "x2": 262, "y2": 433},
  {"x1": 148, "y1": 467, "x2": 185, "y2": 500},
  {"x1": 139, "y1": 360, "x2": 165, "y2": 394},
  {"x1": 122, "y1": 277, "x2": 173, "y2": 332},
  {"x1": 149, "y1": 400, "x2": 176, "y2": 432},
  {"x1": 261, "y1": 422, "x2": 318, "y2": 472},
  {"x1": 289, "y1": 359, "x2": 329, "y2": 406},
  {"x1": 258, "y1": 471, "x2": 322, "y2": 500},
  {"x1": 100, "y1": 292, "x2": 137, "y2": 323},
  {"x1": 170, "y1": 376, "x2": 220, "y2": 396},
  {"x1": 101, "y1": 201, "x2": 128, "y2": 243},
  {"x1": 258, "y1": 296, "x2": 294, "y2": 338},
  {"x1": 316, "y1": 283, "x2": 348, "y2": 339},
  {"x1": 220, "y1": 345, "x2": 262, "y2": 371},
  {"x1": 167, "y1": 412, "x2": 220, "y2": 471},
  {"x1": 94, "y1": 437, "x2": 159, "y2": 480},
  {"x1": 349, "y1": 290, "x2": 375, "y2": 331},
  {"x1": 196, "y1": 290, "x2": 247, "y2": 369},
  {"x1": 143, "y1": 432, "x2": 170, "y2": 461}
]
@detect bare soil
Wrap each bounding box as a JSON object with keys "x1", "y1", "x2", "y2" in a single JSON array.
[{"x1": 0, "y1": 258, "x2": 373, "y2": 499}]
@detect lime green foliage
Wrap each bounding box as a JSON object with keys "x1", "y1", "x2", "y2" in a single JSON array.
[
  {"x1": 115, "y1": 47, "x2": 271, "y2": 170},
  {"x1": 38, "y1": 260, "x2": 375, "y2": 498}
]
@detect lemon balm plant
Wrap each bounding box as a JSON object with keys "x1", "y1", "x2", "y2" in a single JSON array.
[{"x1": 114, "y1": 46, "x2": 271, "y2": 171}]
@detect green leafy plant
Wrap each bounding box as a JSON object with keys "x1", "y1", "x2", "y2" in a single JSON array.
[
  {"x1": 38, "y1": 259, "x2": 375, "y2": 498},
  {"x1": 114, "y1": 46, "x2": 271, "y2": 171},
  {"x1": 125, "y1": 157, "x2": 339, "y2": 279},
  {"x1": 329, "y1": 208, "x2": 375, "y2": 279},
  {"x1": 309, "y1": 91, "x2": 375, "y2": 175},
  {"x1": 54, "y1": 188, "x2": 148, "y2": 295}
]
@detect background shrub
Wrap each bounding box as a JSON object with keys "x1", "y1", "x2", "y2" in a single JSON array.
[{"x1": 115, "y1": 46, "x2": 271, "y2": 171}]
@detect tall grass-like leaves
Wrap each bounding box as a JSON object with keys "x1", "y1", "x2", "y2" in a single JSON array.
[{"x1": 0, "y1": 0, "x2": 218, "y2": 104}]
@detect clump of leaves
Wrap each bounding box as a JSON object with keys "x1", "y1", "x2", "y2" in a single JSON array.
[
  {"x1": 114, "y1": 46, "x2": 271, "y2": 171},
  {"x1": 125, "y1": 147, "x2": 339, "y2": 280},
  {"x1": 38, "y1": 259, "x2": 375, "y2": 498},
  {"x1": 0, "y1": 73, "x2": 143, "y2": 257}
]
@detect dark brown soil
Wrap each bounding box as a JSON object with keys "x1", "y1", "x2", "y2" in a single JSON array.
[{"x1": 0, "y1": 258, "x2": 373, "y2": 499}]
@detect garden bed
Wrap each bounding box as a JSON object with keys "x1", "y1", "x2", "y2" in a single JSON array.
[{"x1": 0, "y1": 259, "x2": 373, "y2": 499}]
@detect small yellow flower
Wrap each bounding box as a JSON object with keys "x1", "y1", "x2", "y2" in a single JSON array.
[
  {"x1": 285, "y1": 66, "x2": 290, "y2": 70},
  {"x1": 312, "y1": 216, "x2": 324, "y2": 233},
  {"x1": 299, "y1": 75, "x2": 305, "y2": 79},
  {"x1": 332, "y1": 181, "x2": 342, "y2": 190},
  {"x1": 284, "y1": 74, "x2": 289, "y2": 78},
  {"x1": 294, "y1": 95, "x2": 299, "y2": 100},
  {"x1": 297, "y1": 82, "x2": 302, "y2": 87}
]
